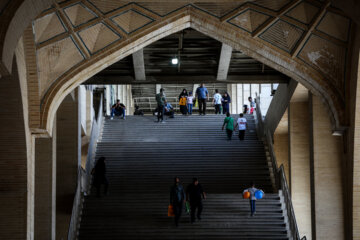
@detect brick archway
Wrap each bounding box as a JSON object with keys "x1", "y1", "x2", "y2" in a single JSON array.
[{"x1": 2, "y1": 1, "x2": 352, "y2": 134}]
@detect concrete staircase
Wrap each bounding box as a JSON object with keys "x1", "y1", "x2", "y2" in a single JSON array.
[{"x1": 78, "y1": 114, "x2": 289, "y2": 239}]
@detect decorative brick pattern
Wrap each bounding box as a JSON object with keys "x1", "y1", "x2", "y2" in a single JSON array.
[
  {"x1": 78, "y1": 22, "x2": 121, "y2": 54},
  {"x1": 63, "y1": 2, "x2": 97, "y2": 27},
  {"x1": 228, "y1": 9, "x2": 270, "y2": 33},
  {"x1": 259, "y1": 20, "x2": 305, "y2": 52}
]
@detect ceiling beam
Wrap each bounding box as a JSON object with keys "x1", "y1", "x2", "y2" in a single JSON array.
[
  {"x1": 132, "y1": 49, "x2": 146, "y2": 81},
  {"x1": 84, "y1": 74, "x2": 289, "y2": 85},
  {"x1": 217, "y1": 43, "x2": 233, "y2": 80}
]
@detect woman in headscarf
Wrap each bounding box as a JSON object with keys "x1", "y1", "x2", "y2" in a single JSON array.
[{"x1": 179, "y1": 89, "x2": 188, "y2": 115}]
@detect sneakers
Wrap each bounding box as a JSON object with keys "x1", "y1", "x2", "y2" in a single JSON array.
[{"x1": 110, "y1": 117, "x2": 114, "y2": 120}]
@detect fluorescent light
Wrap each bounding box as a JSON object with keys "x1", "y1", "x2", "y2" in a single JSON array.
[{"x1": 171, "y1": 58, "x2": 178, "y2": 65}]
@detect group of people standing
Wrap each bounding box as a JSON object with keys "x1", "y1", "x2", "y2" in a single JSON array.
[{"x1": 155, "y1": 83, "x2": 232, "y2": 121}]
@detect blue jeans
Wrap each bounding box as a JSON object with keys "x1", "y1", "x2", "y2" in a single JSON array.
[
  {"x1": 250, "y1": 200, "x2": 256, "y2": 215},
  {"x1": 187, "y1": 104, "x2": 193, "y2": 114},
  {"x1": 111, "y1": 108, "x2": 125, "y2": 118}
]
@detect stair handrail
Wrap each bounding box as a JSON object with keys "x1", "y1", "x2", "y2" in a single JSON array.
[
  {"x1": 255, "y1": 96, "x2": 301, "y2": 240},
  {"x1": 68, "y1": 94, "x2": 104, "y2": 240}
]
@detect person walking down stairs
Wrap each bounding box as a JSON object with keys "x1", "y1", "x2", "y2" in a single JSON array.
[
  {"x1": 170, "y1": 177, "x2": 186, "y2": 227},
  {"x1": 243, "y1": 182, "x2": 265, "y2": 217},
  {"x1": 186, "y1": 178, "x2": 206, "y2": 224},
  {"x1": 91, "y1": 157, "x2": 109, "y2": 198},
  {"x1": 222, "y1": 112, "x2": 235, "y2": 140}
]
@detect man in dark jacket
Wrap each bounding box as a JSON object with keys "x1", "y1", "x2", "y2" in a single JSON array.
[
  {"x1": 170, "y1": 177, "x2": 186, "y2": 227},
  {"x1": 92, "y1": 157, "x2": 109, "y2": 197},
  {"x1": 186, "y1": 178, "x2": 206, "y2": 223}
]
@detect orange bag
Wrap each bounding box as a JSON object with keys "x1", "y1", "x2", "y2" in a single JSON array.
[
  {"x1": 243, "y1": 191, "x2": 250, "y2": 199},
  {"x1": 168, "y1": 204, "x2": 175, "y2": 217},
  {"x1": 179, "y1": 97, "x2": 187, "y2": 106}
]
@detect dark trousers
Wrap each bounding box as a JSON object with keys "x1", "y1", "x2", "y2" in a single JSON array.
[
  {"x1": 250, "y1": 200, "x2": 256, "y2": 215},
  {"x1": 165, "y1": 110, "x2": 174, "y2": 118},
  {"x1": 198, "y1": 98, "x2": 206, "y2": 115},
  {"x1": 180, "y1": 105, "x2": 187, "y2": 115},
  {"x1": 239, "y1": 130, "x2": 245, "y2": 140},
  {"x1": 94, "y1": 176, "x2": 109, "y2": 197},
  {"x1": 173, "y1": 202, "x2": 183, "y2": 226},
  {"x1": 226, "y1": 129, "x2": 233, "y2": 140},
  {"x1": 157, "y1": 105, "x2": 164, "y2": 121},
  {"x1": 222, "y1": 106, "x2": 229, "y2": 114},
  {"x1": 215, "y1": 104, "x2": 221, "y2": 114},
  {"x1": 190, "y1": 201, "x2": 203, "y2": 222}
]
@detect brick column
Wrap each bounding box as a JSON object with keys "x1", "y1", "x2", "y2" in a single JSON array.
[
  {"x1": 289, "y1": 100, "x2": 312, "y2": 239},
  {"x1": 56, "y1": 93, "x2": 80, "y2": 239},
  {"x1": 311, "y1": 95, "x2": 344, "y2": 239},
  {"x1": 34, "y1": 119, "x2": 56, "y2": 240}
]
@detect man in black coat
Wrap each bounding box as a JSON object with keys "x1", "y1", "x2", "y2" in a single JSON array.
[
  {"x1": 186, "y1": 178, "x2": 206, "y2": 223},
  {"x1": 92, "y1": 157, "x2": 109, "y2": 197}
]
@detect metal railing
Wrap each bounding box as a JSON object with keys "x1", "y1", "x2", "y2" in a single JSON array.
[
  {"x1": 68, "y1": 94, "x2": 104, "y2": 240},
  {"x1": 255, "y1": 96, "x2": 301, "y2": 240}
]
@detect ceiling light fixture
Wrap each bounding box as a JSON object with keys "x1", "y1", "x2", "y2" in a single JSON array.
[{"x1": 171, "y1": 57, "x2": 178, "y2": 65}]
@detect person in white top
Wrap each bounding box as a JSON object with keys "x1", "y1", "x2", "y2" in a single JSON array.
[
  {"x1": 235, "y1": 113, "x2": 247, "y2": 140},
  {"x1": 243, "y1": 182, "x2": 264, "y2": 216},
  {"x1": 187, "y1": 92, "x2": 194, "y2": 115},
  {"x1": 213, "y1": 89, "x2": 222, "y2": 114}
]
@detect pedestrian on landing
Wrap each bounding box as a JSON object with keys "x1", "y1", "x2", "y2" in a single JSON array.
[
  {"x1": 222, "y1": 112, "x2": 235, "y2": 140},
  {"x1": 156, "y1": 88, "x2": 166, "y2": 123},
  {"x1": 187, "y1": 92, "x2": 194, "y2": 115},
  {"x1": 243, "y1": 182, "x2": 264, "y2": 216},
  {"x1": 179, "y1": 89, "x2": 188, "y2": 115},
  {"x1": 235, "y1": 113, "x2": 247, "y2": 141},
  {"x1": 222, "y1": 92, "x2": 231, "y2": 114},
  {"x1": 195, "y1": 83, "x2": 209, "y2": 115},
  {"x1": 213, "y1": 89, "x2": 222, "y2": 114},
  {"x1": 170, "y1": 177, "x2": 186, "y2": 227},
  {"x1": 186, "y1": 178, "x2": 206, "y2": 223},
  {"x1": 92, "y1": 157, "x2": 109, "y2": 197}
]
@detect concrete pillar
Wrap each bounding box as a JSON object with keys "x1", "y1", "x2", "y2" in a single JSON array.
[
  {"x1": 105, "y1": 86, "x2": 110, "y2": 116},
  {"x1": 86, "y1": 89, "x2": 93, "y2": 134},
  {"x1": 132, "y1": 49, "x2": 146, "y2": 80},
  {"x1": 34, "y1": 119, "x2": 56, "y2": 240},
  {"x1": 229, "y1": 84, "x2": 237, "y2": 114},
  {"x1": 289, "y1": 100, "x2": 312, "y2": 239},
  {"x1": 216, "y1": 43, "x2": 232, "y2": 80},
  {"x1": 56, "y1": 92, "x2": 80, "y2": 239},
  {"x1": 156, "y1": 84, "x2": 162, "y2": 93},
  {"x1": 311, "y1": 95, "x2": 344, "y2": 239}
]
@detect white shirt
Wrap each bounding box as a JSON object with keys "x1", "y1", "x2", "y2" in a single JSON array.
[
  {"x1": 237, "y1": 117, "x2": 247, "y2": 130},
  {"x1": 243, "y1": 187, "x2": 261, "y2": 200},
  {"x1": 187, "y1": 96, "x2": 194, "y2": 104},
  {"x1": 213, "y1": 93, "x2": 222, "y2": 105}
]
